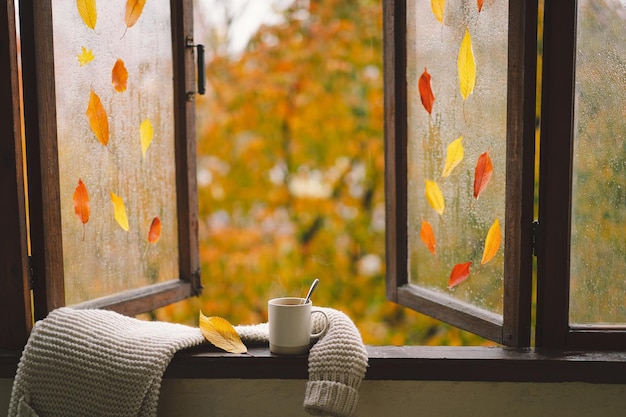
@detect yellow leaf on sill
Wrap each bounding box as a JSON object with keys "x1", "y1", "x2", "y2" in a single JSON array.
[{"x1": 199, "y1": 312, "x2": 247, "y2": 354}]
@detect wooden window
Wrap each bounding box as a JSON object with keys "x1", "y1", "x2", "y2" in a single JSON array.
[
  {"x1": 386, "y1": 0, "x2": 626, "y2": 348},
  {"x1": 0, "y1": 0, "x2": 202, "y2": 349}
]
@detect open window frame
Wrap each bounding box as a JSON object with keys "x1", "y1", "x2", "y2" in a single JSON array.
[
  {"x1": 535, "y1": 0, "x2": 626, "y2": 350},
  {"x1": 17, "y1": 0, "x2": 202, "y2": 324},
  {"x1": 384, "y1": 0, "x2": 538, "y2": 347}
]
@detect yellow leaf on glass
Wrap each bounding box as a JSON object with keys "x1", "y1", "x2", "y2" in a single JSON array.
[
  {"x1": 76, "y1": 0, "x2": 97, "y2": 30},
  {"x1": 199, "y1": 312, "x2": 247, "y2": 354},
  {"x1": 140, "y1": 118, "x2": 153, "y2": 157},
  {"x1": 442, "y1": 136, "x2": 464, "y2": 178},
  {"x1": 458, "y1": 28, "x2": 476, "y2": 101},
  {"x1": 431, "y1": 0, "x2": 445, "y2": 24},
  {"x1": 77, "y1": 47, "x2": 94, "y2": 66},
  {"x1": 481, "y1": 218, "x2": 501, "y2": 265},
  {"x1": 110, "y1": 191, "x2": 129, "y2": 231},
  {"x1": 425, "y1": 180, "x2": 445, "y2": 216},
  {"x1": 86, "y1": 90, "x2": 109, "y2": 146},
  {"x1": 112, "y1": 59, "x2": 128, "y2": 93}
]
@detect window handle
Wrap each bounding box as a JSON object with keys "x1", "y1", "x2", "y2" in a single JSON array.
[{"x1": 196, "y1": 44, "x2": 205, "y2": 95}]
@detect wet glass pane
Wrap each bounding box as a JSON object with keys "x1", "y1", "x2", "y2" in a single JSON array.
[
  {"x1": 406, "y1": 0, "x2": 508, "y2": 314},
  {"x1": 570, "y1": 0, "x2": 626, "y2": 324},
  {"x1": 51, "y1": 1, "x2": 179, "y2": 304}
]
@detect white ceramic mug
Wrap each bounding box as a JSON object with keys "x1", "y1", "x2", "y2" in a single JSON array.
[{"x1": 268, "y1": 297, "x2": 329, "y2": 355}]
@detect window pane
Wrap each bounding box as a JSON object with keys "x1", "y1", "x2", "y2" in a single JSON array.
[
  {"x1": 570, "y1": 0, "x2": 626, "y2": 324},
  {"x1": 406, "y1": 0, "x2": 509, "y2": 314},
  {"x1": 51, "y1": 1, "x2": 179, "y2": 304}
]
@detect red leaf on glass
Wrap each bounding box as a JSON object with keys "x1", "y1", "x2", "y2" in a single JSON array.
[
  {"x1": 418, "y1": 67, "x2": 435, "y2": 115},
  {"x1": 447, "y1": 261, "x2": 472, "y2": 289},
  {"x1": 473, "y1": 151, "x2": 493, "y2": 199}
]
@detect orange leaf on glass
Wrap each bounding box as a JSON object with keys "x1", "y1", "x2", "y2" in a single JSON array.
[
  {"x1": 148, "y1": 217, "x2": 161, "y2": 243},
  {"x1": 112, "y1": 59, "x2": 128, "y2": 93},
  {"x1": 473, "y1": 151, "x2": 493, "y2": 199},
  {"x1": 86, "y1": 90, "x2": 109, "y2": 146},
  {"x1": 418, "y1": 67, "x2": 435, "y2": 115},
  {"x1": 478, "y1": 0, "x2": 484, "y2": 13},
  {"x1": 447, "y1": 261, "x2": 472, "y2": 289},
  {"x1": 123, "y1": 0, "x2": 146, "y2": 37},
  {"x1": 73, "y1": 179, "x2": 90, "y2": 241},
  {"x1": 419, "y1": 219, "x2": 436, "y2": 255},
  {"x1": 481, "y1": 218, "x2": 501, "y2": 265},
  {"x1": 143, "y1": 216, "x2": 162, "y2": 258}
]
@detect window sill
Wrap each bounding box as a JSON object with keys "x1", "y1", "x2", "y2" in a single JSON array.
[{"x1": 3, "y1": 346, "x2": 626, "y2": 383}]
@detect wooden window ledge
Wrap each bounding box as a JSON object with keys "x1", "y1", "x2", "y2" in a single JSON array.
[{"x1": 2, "y1": 346, "x2": 626, "y2": 383}]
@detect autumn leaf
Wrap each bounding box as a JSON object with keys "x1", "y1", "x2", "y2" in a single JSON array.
[
  {"x1": 418, "y1": 67, "x2": 435, "y2": 115},
  {"x1": 473, "y1": 151, "x2": 493, "y2": 199},
  {"x1": 77, "y1": 47, "x2": 94, "y2": 66},
  {"x1": 478, "y1": 0, "x2": 484, "y2": 13},
  {"x1": 110, "y1": 191, "x2": 129, "y2": 231},
  {"x1": 425, "y1": 180, "x2": 445, "y2": 216},
  {"x1": 112, "y1": 59, "x2": 128, "y2": 93},
  {"x1": 448, "y1": 261, "x2": 472, "y2": 289},
  {"x1": 199, "y1": 312, "x2": 247, "y2": 354},
  {"x1": 458, "y1": 28, "x2": 476, "y2": 101},
  {"x1": 481, "y1": 218, "x2": 501, "y2": 265},
  {"x1": 419, "y1": 219, "x2": 436, "y2": 255},
  {"x1": 140, "y1": 118, "x2": 153, "y2": 157},
  {"x1": 77, "y1": 0, "x2": 97, "y2": 30},
  {"x1": 148, "y1": 217, "x2": 161, "y2": 243},
  {"x1": 123, "y1": 0, "x2": 146, "y2": 38},
  {"x1": 143, "y1": 216, "x2": 162, "y2": 258},
  {"x1": 442, "y1": 136, "x2": 464, "y2": 177},
  {"x1": 86, "y1": 90, "x2": 109, "y2": 146},
  {"x1": 73, "y1": 179, "x2": 90, "y2": 241},
  {"x1": 431, "y1": 0, "x2": 445, "y2": 24}
]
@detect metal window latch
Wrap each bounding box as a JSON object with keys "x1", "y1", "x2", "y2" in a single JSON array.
[{"x1": 186, "y1": 37, "x2": 206, "y2": 98}]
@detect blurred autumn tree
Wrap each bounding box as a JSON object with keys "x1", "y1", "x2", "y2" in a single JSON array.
[{"x1": 153, "y1": 0, "x2": 490, "y2": 345}]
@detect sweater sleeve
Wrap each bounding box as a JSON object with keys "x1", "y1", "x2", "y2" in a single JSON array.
[{"x1": 305, "y1": 307, "x2": 369, "y2": 417}]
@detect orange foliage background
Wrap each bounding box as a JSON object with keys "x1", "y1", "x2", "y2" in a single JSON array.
[{"x1": 151, "y1": 0, "x2": 491, "y2": 346}]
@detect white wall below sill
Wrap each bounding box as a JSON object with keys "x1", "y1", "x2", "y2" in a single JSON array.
[{"x1": 2, "y1": 378, "x2": 626, "y2": 417}]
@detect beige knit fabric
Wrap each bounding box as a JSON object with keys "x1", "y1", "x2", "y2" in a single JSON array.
[
  {"x1": 9, "y1": 307, "x2": 367, "y2": 417},
  {"x1": 237, "y1": 307, "x2": 369, "y2": 417},
  {"x1": 8, "y1": 307, "x2": 206, "y2": 417}
]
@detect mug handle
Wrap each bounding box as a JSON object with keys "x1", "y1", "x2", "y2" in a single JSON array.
[{"x1": 310, "y1": 310, "x2": 329, "y2": 339}]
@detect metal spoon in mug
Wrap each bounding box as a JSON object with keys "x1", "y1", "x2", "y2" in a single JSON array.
[{"x1": 302, "y1": 278, "x2": 319, "y2": 304}]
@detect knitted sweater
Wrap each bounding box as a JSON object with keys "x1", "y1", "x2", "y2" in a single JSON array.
[{"x1": 8, "y1": 307, "x2": 368, "y2": 417}]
